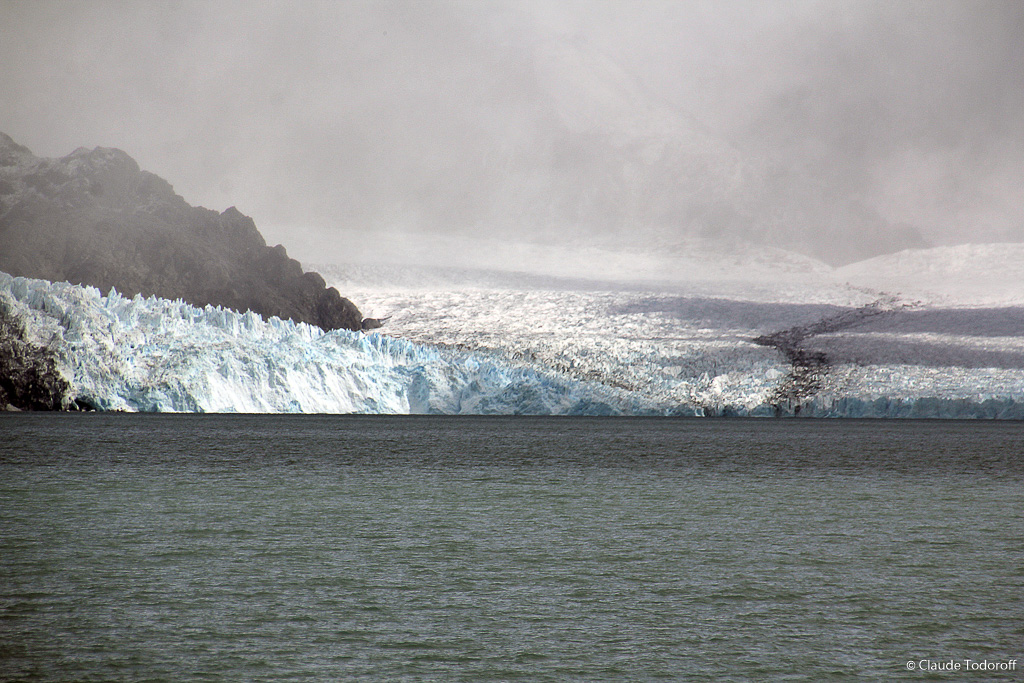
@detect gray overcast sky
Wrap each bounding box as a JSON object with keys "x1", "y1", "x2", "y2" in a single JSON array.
[{"x1": 2, "y1": 0, "x2": 1023, "y2": 263}]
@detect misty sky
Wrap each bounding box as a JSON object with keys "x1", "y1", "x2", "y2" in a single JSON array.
[{"x1": 2, "y1": 0, "x2": 1022, "y2": 263}]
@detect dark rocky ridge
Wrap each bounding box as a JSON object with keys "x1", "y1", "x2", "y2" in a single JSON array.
[
  {"x1": 752, "y1": 295, "x2": 908, "y2": 416},
  {"x1": 0, "y1": 132, "x2": 362, "y2": 331}
]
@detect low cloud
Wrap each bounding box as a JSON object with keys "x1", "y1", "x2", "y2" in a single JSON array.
[{"x1": 2, "y1": 0, "x2": 1021, "y2": 264}]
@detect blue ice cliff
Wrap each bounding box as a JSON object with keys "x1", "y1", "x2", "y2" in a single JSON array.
[{"x1": 0, "y1": 273, "x2": 636, "y2": 414}]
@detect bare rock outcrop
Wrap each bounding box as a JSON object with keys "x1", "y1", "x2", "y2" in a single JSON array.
[{"x1": 0, "y1": 299, "x2": 74, "y2": 411}]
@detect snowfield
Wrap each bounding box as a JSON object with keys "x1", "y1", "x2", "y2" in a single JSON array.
[{"x1": 2, "y1": 242, "x2": 1023, "y2": 416}]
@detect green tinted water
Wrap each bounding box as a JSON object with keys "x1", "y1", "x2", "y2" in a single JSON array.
[{"x1": 1, "y1": 415, "x2": 1022, "y2": 680}]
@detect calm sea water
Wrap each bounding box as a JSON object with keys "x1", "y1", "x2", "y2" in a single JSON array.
[{"x1": 1, "y1": 414, "x2": 1022, "y2": 681}]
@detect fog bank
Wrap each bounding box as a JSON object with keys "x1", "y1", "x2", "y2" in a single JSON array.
[{"x1": 2, "y1": 0, "x2": 1022, "y2": 266}]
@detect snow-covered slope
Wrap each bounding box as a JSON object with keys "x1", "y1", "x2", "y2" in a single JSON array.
[
  {"x1": 835, "y1": 243, "x2": 1024, "y2": 306},
  {"x1": 310, "y1": 231, "x2": 832, "y2": 287}
]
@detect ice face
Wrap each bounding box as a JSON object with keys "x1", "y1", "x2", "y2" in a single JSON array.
[{"x1": 0, "y1": 273, "x2": 642, "y2": 414}]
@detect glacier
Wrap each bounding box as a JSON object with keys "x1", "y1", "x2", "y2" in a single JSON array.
[
  {"x1": 3, "y1": 240, "x2": 1024, "y2": 418},
  {"x1": 320, "y1": 242, "x2": 1024, "y2": 419},
  {"x1": 0, "y1": 272, "x2": 643, "y2": 415}
]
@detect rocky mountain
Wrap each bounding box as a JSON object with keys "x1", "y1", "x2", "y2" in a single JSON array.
[{"x1": 0, "y1": 132, "x2": 362, "y2": 331}]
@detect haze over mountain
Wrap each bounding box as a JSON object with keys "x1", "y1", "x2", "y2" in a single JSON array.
[
  {"x1": 2, "y1": 0, "x2": 1021, "y2": 268},
  {"x1": 0, "y1": 132, "x2": 363, "y2": 331}
]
